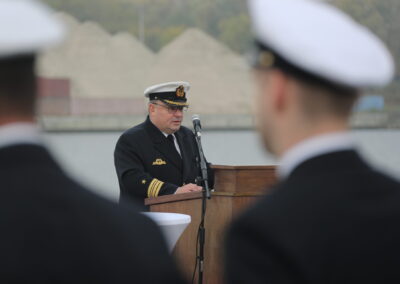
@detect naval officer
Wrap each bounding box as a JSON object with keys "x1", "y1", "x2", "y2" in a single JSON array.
[
  {"x1": 0, "y1": 1, "x2": 185, "y2": 282},
  {"x1": 225, "y1": 0, "x2": 400, "y2": 283},
  {"x1": 114, "y1": 81, "x2": 214, "y2": 204}
]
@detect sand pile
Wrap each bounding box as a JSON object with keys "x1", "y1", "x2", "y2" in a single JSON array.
[
  {"x1": 38, "y1": 12, "x2": 154, "y2": 98},
  {"x1": 38, "y1": 15, "x2": 255, "y2": 115},
  {"x1": 145, "y1": 28, "x2": 255, "y2": 114}
]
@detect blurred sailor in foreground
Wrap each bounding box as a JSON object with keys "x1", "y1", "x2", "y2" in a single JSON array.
[
  {"x1": 114, "y1": 82, "x2": 214, "y2": 205},
  {"x1": 225, "y1": 0, "x2": 400, "y2": 283},
  {"x1": 0, "y1": 1, "x2": 185, "y2": 283}
]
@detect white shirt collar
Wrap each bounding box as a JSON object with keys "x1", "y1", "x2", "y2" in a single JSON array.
[
  {"x1": 162, "y1": 132, "x2": 174, "y2": 138},
  {"x1": 277, "y1": 132, "x2": 355, "y2": 180},
  {"x1": 0, "y1": 122, "x2": 42, "y2": 149}
]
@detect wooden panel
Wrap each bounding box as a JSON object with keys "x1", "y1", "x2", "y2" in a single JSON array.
[
  {"x1": 212, "y1": 165, "x2": 277, "y2": 193},
  {"x1": 150, "y1": 192, "x2": 264, "y2": 283},
  {"x1": 146, "y1": 165, "x2": 278, "y2": 283},
  {"x1": 145, "y1": 191, "x2": 202, "y2": 206},
  {"x1": 212, "y1": 168, "x2": 236, "y2": 192},
  {"x1": 203, "y1": 195, "x2": 232, "y2": 284},
  {"x1": 236, "y1": 168, "x2": 277, "y2": 192},
  {"x1": 203, "y1": 195, "x2": 261, "y2": 284}
]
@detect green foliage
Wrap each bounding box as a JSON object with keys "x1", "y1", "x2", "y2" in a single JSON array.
[
  {"x1": 42, "y1": 0, "x2": 250, "y2": 53},
  {"x1": 42, "y1": 0, "x2": 400, "y2": 84},
  {"x1": 218, "y1": 13, "x2": 252, "y2": 55},
  {"x1": 40, "y1": 0, "x2": 399, "y2": 110}
]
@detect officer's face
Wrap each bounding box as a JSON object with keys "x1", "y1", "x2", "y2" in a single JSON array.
[
  {"x1": 254, "y1": 70, "x2": 278, "y2": 154},
  {"x1": 149, "y1": 101, "x2": 184, "y2": 134}
]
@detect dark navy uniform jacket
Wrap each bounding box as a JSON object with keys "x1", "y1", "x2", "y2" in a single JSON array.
[
  {"x1": 114, "y1": 116, "x2": 214, "y2": 204},
  {"x1": 0, "y1": 143, "x2": 185, "y2": 283},
  {"x1": 225, "y1": 150, "x2": 400, "y2": 284}
]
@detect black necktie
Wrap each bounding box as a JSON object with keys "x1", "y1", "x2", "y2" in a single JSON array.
[
  {"x1": 167, "y1": 134, "x2": 181, "y2": 158},
  {"x1": 167, "y1": 134, "x2": 175, "y2": 145}
]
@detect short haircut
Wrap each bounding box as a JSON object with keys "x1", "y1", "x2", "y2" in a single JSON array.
[
  {"x1": 291, "y1": 73, "x2": 359, "y2": 119},
  {"x1": 0, "y1": 54, "x2": 36, "y2": 116}
]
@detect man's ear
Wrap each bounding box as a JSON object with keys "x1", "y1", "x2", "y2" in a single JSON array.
[
  {"x1": 148, "y1": 103, "x2": 153, "y2": 115},
  {"x1": 269, "y1": 69, "x2": 289, "y2": 112}
]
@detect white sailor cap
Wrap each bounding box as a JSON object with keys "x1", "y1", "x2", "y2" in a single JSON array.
[
  {"x1": 144, "y1": 81, "x2": 190, "y2": 106},
  {"x1": 248, "y1": 0, "x2": 395, "y2": 89},
  {"x1": 0, "y1": 0, "x2": 64, "y2": 58}
]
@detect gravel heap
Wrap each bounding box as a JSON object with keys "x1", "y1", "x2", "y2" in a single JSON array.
[
  {"x1": 146, "y1": 28, "x2": 255, "y2": 114},
  {"x1": 38, "y1": 12, "x2": 155, "y2": 98},
  {"x1": 38, "y1": 15, "x2": 255, "y2": 115}
]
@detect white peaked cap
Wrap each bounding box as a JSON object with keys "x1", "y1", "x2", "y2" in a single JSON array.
[
  {"x1": 0, "y1": 0, "x2": 64, "y2": 58},
  {"x1": 248, "y1": 0, "x2": 395, "y2": 88},
  {"x1": 144, "y1": 81, "x2": 190, "y2": 97}
]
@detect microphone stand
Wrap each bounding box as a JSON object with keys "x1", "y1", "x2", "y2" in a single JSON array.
[{"x1": 193, "y1": 127, "x2": 211, "y2": 284}]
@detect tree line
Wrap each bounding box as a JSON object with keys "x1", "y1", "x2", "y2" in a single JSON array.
[{"x1": 43, "y1": 0, "x2": 399, "y2": 96}]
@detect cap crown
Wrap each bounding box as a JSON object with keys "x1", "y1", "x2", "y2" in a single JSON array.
[
  {"x1": 248, "y1": 0, "x2": 395, "y2": 88},
  {"x1": 144, "y1": 81, "x2": 190, "y2": 106},
  {"x1": 0, "y1": 0, "x2": 64, "y2": 58}
]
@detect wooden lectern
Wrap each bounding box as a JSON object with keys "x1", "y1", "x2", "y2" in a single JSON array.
[{"x1": 145, "y1": 165, "x2": 277, "y2": 283}]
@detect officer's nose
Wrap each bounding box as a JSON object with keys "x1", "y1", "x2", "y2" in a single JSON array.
[{"x1": 174, "y1": 109, "x2": 183, "y2": 118}]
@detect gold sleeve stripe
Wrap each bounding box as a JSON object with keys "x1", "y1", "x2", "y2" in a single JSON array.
[
  {"x1": 153, "y1": 181, "x2": 164, "y2": 197},
  {"x1": 147, "y1": 179, "x2": 158, "y2": 198},
  {"x1": 147, "y1": 178, "x2": 165, "y2": 198},
  {"x1": 150, "y1": 179, "x2": 159, "y2": 197},
  {"x1": 149, "y1": 180, "x2": 157, "y2": 197}
]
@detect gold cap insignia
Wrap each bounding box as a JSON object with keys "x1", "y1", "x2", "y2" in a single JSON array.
[
  {"x1": 176, "y1": 85, "x2": 185, "y2": 98},
  {"x1": 152, "y1": 158, "x2": 167, "y2": 166}
]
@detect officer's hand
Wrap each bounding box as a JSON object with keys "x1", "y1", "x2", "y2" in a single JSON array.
[{"x1": 175, "y1": 183, "x2": 202, "y2": 194}]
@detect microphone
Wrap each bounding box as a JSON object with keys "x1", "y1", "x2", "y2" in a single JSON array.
[{"x1": 192, "y1": 114, "x2": 202, "y2": 135}]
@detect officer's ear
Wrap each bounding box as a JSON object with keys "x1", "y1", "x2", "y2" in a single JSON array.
[
  {"x1": 268, "y1": 69, "x2": 293, "y2": 114},
  {"x1": 148, "y1": 102, "x2": 154, "y2": 114}
]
